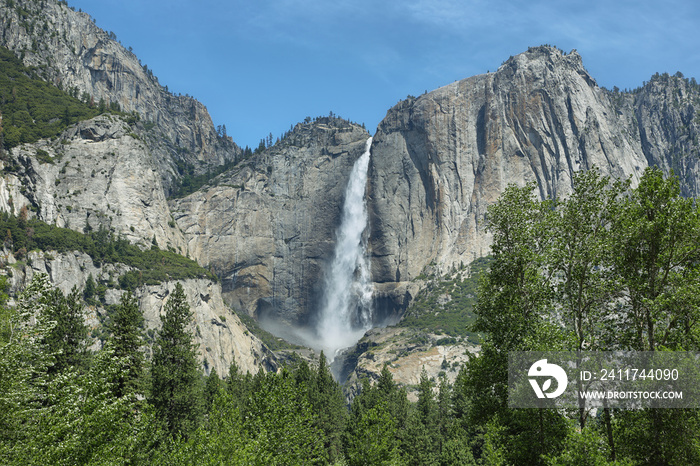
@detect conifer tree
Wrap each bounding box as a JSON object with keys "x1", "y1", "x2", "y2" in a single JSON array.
[
  {"x1": 83, "y1": 273, "x2": 96, "y2": 303},
  {"x1": 203, "y1": 367, "x2": 223, "y2": 413},
  {"x1": 405, "y1": 368, "x2": 440, "y2": 465},
  {"x1": 225, "y1": 359, "x2": 250, "y2": 404},
  {"x1": 345, "y1": 378, "x2": 401, "y2": 466},
  {"x1": 150, "y1": 283, "x2": 203, "y2": 438},
  {"x1": 42, "y1": 285, "x2": 88, "y2": 374},
  {"x1": 109, "y1": 291, "x2": 144, "y2": 399},
  {"x1": 310, "y1": 351, "x2": 347, "y2": 463}
]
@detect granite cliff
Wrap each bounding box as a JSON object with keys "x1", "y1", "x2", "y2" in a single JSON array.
[
  {"x1": 0, "y1": 0, "x2": 240, "y2": 193},
  {"x1": 2, "y1": 248, "x2": 273, "y2": 375},
  {"x1": 1, "y1": 115, "x2": 187, "y2": 251},
  {"x1": 171, "y1": 117, "x2": 371, "y2": 331},
  {"x1": 1, "y1": 0, "x2": 700, "y2": 381},
  {"x1": 0, "y1": 0, "x2": 265, "y2": 375},
  {"x1": 367, "y1": 46, "x2": 700, "y2": 315}
]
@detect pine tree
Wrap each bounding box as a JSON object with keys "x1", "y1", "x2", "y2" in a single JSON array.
[
  {"x1": 310, "y1": 351, "x2": 347, "y2": 463},
  {"x1": 109, "y1": 291, "x2": 144, "y2": 399},
  {"x1": 345, "y1": 378, "x2": 400, "y2": 466},
  {"x1": 83, "y1": 273, "x2": 96, "y2": 303},
  {"x1": 203, "y1": 367, "x2": 223, "y2": 413},
  {"x1": 0, "y1": 275, "x2": 57, "y2": 454},
  {"x1": 42, "y1": 285, "x2": 88, "y2": 374},
  {"x1": 225, "y1": 359, "x2": 250, "y2": 405},
  {"x1": 404, "y1": 368, "x2": 440, "y2": 465},
  {"x1": 150, "y1": 283, "x2": 203, "y2": 438}
]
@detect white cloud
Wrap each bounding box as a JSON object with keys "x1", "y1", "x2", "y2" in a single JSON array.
[{"x1": 401, "y1": 0, "x2": 494, "y2": 29}]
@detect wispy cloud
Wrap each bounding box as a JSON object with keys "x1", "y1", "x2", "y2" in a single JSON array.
[{"x1": 400, "y1": 0, "x2": 496, "y2": 30}]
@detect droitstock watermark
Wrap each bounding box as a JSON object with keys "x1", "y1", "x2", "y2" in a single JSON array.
[{"x1": 508, "y1": 351, "x2": 700, "y2": 409}]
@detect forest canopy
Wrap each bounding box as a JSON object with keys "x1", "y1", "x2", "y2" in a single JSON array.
[{"x1": 0, "y1": 167, "x2": 699, "y2": 465}]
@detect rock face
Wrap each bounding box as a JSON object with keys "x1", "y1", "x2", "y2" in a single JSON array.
[
  {"x1": 1, "y1": 4, "x2": 700, "y2": 380},
  {"x1": 4, "y1": 249, "x2": 273, "y2": 376},
  {"x1": 0, "y1": 0, "x2": 265, "y2": 375},
  {"x1": 3, "y1": 115, "x2": 186, "y2": 251},
  {"x1": 0, "y1": 0, "x2": 240, "y2": 191},
  {"x1": 337, "y1": 327, "x2": 478, "y2": 401},
  {"x1": 632, "y1": 74, "x2": 700, "y2": 196},
  {"x1": 172, "y1": 118, "x2": 371, "y2": 327},
  {"x1": 136, "y1": 279, "x2": 275, "y2": 376},
  {"x1": 368, "y1": 46, "x2": 700, "y2": 314}
]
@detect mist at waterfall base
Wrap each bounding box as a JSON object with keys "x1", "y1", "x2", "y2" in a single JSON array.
[{"x1": 258, "y1": 138, "x2": 375, "y2": 362}]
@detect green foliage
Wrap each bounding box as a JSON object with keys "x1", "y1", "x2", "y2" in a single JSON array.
[
  {"x1": 544, "y1": 422, "x2": 633, "y2": 466},
  {"x1": 464, "y1": 167, "x2": 700, "y2": 464},
  {"x1": 40, "y1": 285, "x2": 89, "y2": 374},
  {"x1": 202, "y1": 367, "x2": 223, "y2": 413},
  {"x1": 0, "y1": 275, "x2": 57, "y2": 460},
  {"x1": 345, "y1": 400, "x2": 401, "y2": 466},
  {"x1": 152, "y1": 390, "x2": 256, "y2": 465},
  {"x1": 108, "y1": 292, "x2": 145, "y2": 399},
  {"x1": 308, "y1": 352, "x2": 347, "y2": 463},
  {"x1": 1, "y1": 168, "x2": 698, "y2": 463},
  {"x1": 0, "y1": 276, "x2": 14, "y2": 345},
  {"x1": 403, "y1": 369, "x2": 440, "y2": 465},
  {"x1": 346, "y1": 369, "x2": 407, "y2": 465},
  {"x1": 399, "y1": 256, "x2": 492, "y2": 341},
  {"x1": 243, "y1": 369, "x2": 326, "y2": 464},
  {"x1": 150, "y1": 283, "x2": 203, "y2": 438},
  {"x1": 83, "y1": 273, "x2": 96, "y2": 302},
  {"x1": 0, "y1": 212, "x2": 214, "y2": 289},
  {"x1": 0, "y1": 46, "x2": 111, "y2": 150},
  {"x1": 159, "y1": 369, "x2": 327, "y2": 465},
  {"x1": 608, "y1": 167, "x2": 700, "y2": 352}
]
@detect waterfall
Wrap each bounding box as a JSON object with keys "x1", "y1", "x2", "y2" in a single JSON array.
[{"x1": 316, "y1": 137, "x2": 374, "y2": 359}]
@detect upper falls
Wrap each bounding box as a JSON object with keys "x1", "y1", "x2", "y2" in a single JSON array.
[{"x1": 316, "y1": 137, "x2": 374, "y2": 359}]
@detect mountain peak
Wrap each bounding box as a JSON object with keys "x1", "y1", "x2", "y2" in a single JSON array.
[{"x1": 496, "y1": 45, "x2": 596, "y2": 87}]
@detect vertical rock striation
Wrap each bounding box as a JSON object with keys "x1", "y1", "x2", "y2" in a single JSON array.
[
  {"x1": 172, "y1": 118, "x2": 371, "y2": 327},
  {"x1": 368, "y1": 46, "x2": 700, "y2": 314},
  {"x1": 0, "y1": 0, "x2": 240, "y2": 191}
]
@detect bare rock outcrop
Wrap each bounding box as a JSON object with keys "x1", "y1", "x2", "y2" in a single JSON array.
[
  {"x1": 0, "y1": 0, "x2": 240, "y2": 191},
  {"x1": 367, "y1": 46, "x2": 700, "y2": 314},
  {"x1": 172, "y1": 118, "x2": 371, "y2": 326},
  {"x1": 2, "y1": 115, "x2": 186, "y2": 251},
  {"x1": 5, "y1": 249, "x2": 273, "y2": 376}
]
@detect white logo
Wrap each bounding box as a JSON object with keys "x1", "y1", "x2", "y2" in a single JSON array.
[{"x1": 528, "y1": 359, "x2": 568, "y2": 399}]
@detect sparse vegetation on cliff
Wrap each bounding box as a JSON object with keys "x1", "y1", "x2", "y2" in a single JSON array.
[
  {"x1": 0, "y1": 45, "x2": 132, "y2": 151},
  {"x1": 398, "y1": 256, "x2": 492, "y2": 343},
  {"x1": 0, "y1": 212, "x2": 215, "y2": 289}
]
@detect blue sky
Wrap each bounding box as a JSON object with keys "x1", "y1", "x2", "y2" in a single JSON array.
[{"x1": 68, "y1": 0, "x2": 699, "y2": 149}]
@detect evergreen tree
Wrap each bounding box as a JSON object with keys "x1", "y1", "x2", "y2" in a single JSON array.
[
  {"x1": 0, "y1": 274, "x2": 57, "y2": 460},
  {"x1": 376, "y1": 364, "x2": 410, "y2": 432},
  {"x1": 247, "y1": 369, "x2": 325, "y2": 464},
  {"x1": 225, "y1": 359, "x2": 251, "y2": 405},
  {"x1": 309, "y1": 351, "x2": 347, "y2": 463},
  {"x1": 293, "y1": 357, "x2": 313, "y2": 388},
  {"x1": 203, "y1": 367, "x2": 223, "y2": 413},
  {"x1": 345, "y1": 377, "x2": 401, "y2": 466},
  {"x1": 345, "y1": 400, "x2": 401, "y2": 466},
  {"x1": 150, "y1": 283, "x2": 203, "y2": 438},
  {"x1": 41, "y1": 285, "x2": 88, "y2": 374},
  {"x1": 109, "y1": 291, "x2": 145, "y2": 399},
  {"x1": 83, "y1": 273, "x2": 96, "y2": 303},
  {"x1": 404, "y1": 369, "x2": 440, "y2": 465}
]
